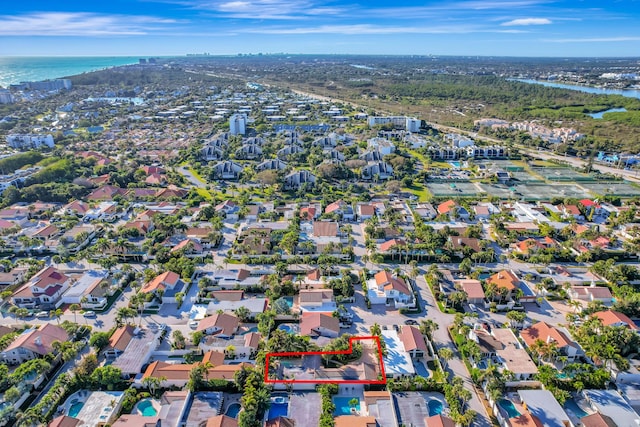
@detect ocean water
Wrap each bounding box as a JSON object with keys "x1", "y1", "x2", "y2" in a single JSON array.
[{"x1": 0, "y1": 57, "x2": 142, "y2": 88}]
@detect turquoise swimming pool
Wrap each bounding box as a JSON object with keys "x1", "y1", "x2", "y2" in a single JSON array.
[
  {"x1": 564, "y1": 399, "x2": 588, "y2": 418},
  {"x1": 428, "y1": 399, "x2": 443, "y2": 416},
  {"x1": 68, "y1": 401, "x2": 84, "y2": 418},
  {"x1": 136, "y1": 399, "x2": 158, "y2": 416},
  {"x1": 333, "y1": 397, "x2": 360, "y2": 416},
  {"x1": 498, "y1": 399, "x2": 521, "y2": 418}
]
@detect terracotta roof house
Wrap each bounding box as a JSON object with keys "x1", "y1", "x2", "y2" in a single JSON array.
[
  {"x1": 264, "y1": 417, "x2": 295, "y2": 427},
  {"x1": 11, "y1": 266, "x2": 71, "y2": 309},
  {"x1": 2, "y1": 324, "x2": 69, "y2": 365},
  {"x1": 197, "y1": 312, "x2": 240, "y2": 337},
  {"x1": 379, "y1": 238, "x2": 407, "y2": 253},
  {"x1": 357, "y1": 203, "x2": 376, "y2": 220},
  {"x1": 300, "y1": 206, "x2": 317, "y2": 220},
  {"x1": 457, "y1": 279, "x2": 485, "y2": 304},
  {"x1": 300, "y1": 312, "x2": 339, "y2": 337},
  {"x1": 507, "y1": 413, "x2": 544, "y2": 427},
  {"x1": 580, "y1": 413, "x2": 616, "y2": 427},
  {"x1": 437, "y1": 200, "x2": 457, "y2": 215},
  {"x1": 48, "y1": 416, "x2": 81, "y2": 427},
  {"x1": 312, "y1": 221, "x2": 338, "y2": 237},
  {"x1": 594, "y1": 310, "x2": 639, "y2": 330},
  {"x1": 141, "y1": 360, "x2": 251, "y2": 388},
  {"x1": 400, "y1": 325, "x2": 428, "y2": 359},
  {"x1": 334, "y1": 416, "x2": 377, "y2": 427},
  {"x1": 105, "y1": 324, "x2": 136, "y2": 356},
  {"x1": 87, "y1": 185, "x2": 125, "y2": 200},
  {"x1": 367, "y1": 270, "x2": 413, "y2": 308},
  {"x1": 425, "y1": 414, "x2": 456, "y2": 427},
  {"x1": 63, "y1": 200, "x2": 90, "y2": 216},
  {"x1": 520, "y1": 322, "x2": 582, "y2": 361},
  {"x1": 206, "y1": 415, "x2": 239, "y2": 427},
  {"x1": 485, "y1": 270, "x2": 523, "y2": 301},
  {"x1": 140, "y1": 271, "x2": 181, "y2": 294},
  {"x1": 170, "y1": 238, "x2": 205, "y2": 256}
]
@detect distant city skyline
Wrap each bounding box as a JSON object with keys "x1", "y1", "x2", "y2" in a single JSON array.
[{"x1": 1, "y1": 0, "x2": 639, "y2": 57}]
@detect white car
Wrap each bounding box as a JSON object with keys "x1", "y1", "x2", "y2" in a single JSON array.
[
  {"x1": 82, "y1": 311, "x2": 96, "y2": 318},
  {"x1": 188, "y1": 319, "x2": 198, "y2": 329},
  {"x1": 35, "y1": 311, "x2": 49, "y2": 318}
]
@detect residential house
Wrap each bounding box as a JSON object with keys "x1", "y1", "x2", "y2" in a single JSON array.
[
  {"x1": 11, "y1": 266, "x2": 72, "y2": 309},
  {"x1": 569, "y1": 285, "x2": 614, "y2": 307},
  {"x1": 139, "y1": 271, "x2": 183, "y2": 306},
  {"x1": 594, "y1": 310, "x2": 639, "y2": 331},
  {"x1": 62, "y1": 200, "x2": 90, "y2": 216},
  {"x1": 520, "y1": 322, "x2": 583, "y2": 362},
  {"x1": 425, "y1": 415, "x2": 456, "y2": 427},
  {"x1": 581, "y1": 389, "x2": 640, "y2": 427},
  {"x1": 212, "y1": 161, "x2": 243, "y2": 180},
  {"x1": 362, "y1": 162, "x2": 393, "y2": 180},
  {"x1": 485, "y1": 270, "x2": 521, "y2": 302},
  {"x1": 448, "y1": 237, "x2": 481, "y2": 258},
  {"x1": 298, "y1": 289, "x2": 336, "y2": 313},
  {"x1": 141, "y1": 358, "x2": 252, "y2": 388},
  {"x1": 170, "y1": 238, "x2": 206, "y2": 257},
  {"x1": 324, "y1": 200, "x2": 354, "y2": 221},
  {"x1": 299, "y1": 312, "x2": 340, "y2": 338},
  {"x1": 471, "y1": 327, "x2": 538, "y2": 380},
  {"x1": 517, "y1": 390, "x2": 572, "y2": 427},
  {"x1": 284, "y1": 170, "x2": 316, "y2": 190},
  {"x1": 368, "y1": 138, "x2": 395, "y2": 155},
  {"x1": 400, "y1": 325, "x2": 428, "y2": 359},
  {"x1": 457, "y1": 279, "x2": 485, "y2": 305},
  {"x1": 1, "y1": 324, "x2": 69, "y2": 365},
  {"x1": 200, "y1": 332, "x2": 262, "y2": 359},
  {"x1": 206, "y1": 297, "x2": 267, "y2": 320},
  {"x1": 0, "y1": 266, "x2": 27, "y2": 287},
  {"x1": 367, "y1": 271, "x2": 414, "y2": 309},
  {"x1": 300, "y1": 205, "x2": 320, "y2": 221},
  {"x1": 413, "y1": 203, "x2": 437, "y2": 221},
  {"x1": 437, "y1": 200, "x2": 469, "y2": 220},
  {"x1": 256, "y1": 159, "x2": 287, "y2": 171},
  {"x1": 356, "y1": 203, "x2": 376, "y2": 221},
  {"x1": 205, "y1": 415, "x2": 238, "y2": 427},
  {"x1": 59, "y1": 269, "x2": 110, "y2": 310},
  {"x1": 197, "y1": 312, "x2": 240, "y2": 337}
]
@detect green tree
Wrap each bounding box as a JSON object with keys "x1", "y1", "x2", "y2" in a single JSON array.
[{"x1": 89, "y1": 331, "x2": 111, "y2": 351}]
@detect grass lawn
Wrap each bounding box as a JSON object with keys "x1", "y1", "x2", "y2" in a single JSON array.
[
  {"x1": 187, "y1": 166, "x2": 207, "y2": 184},
  {"x1": 402, "y1": 183, "x2": 432, "y2": 202},
  {"x1": 408, "y1": 149, "x2": 453, "y2": 169},
  {"x1": 196, "y1": 188, "x2": 213, "y2": 200},
  {"x1": 431, "y1": 161, "x2": 453, "y2": 169}
]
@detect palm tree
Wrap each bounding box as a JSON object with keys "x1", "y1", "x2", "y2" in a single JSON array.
[{"x1": 438, "y1": 347, "x2": 454, "y2": 370}]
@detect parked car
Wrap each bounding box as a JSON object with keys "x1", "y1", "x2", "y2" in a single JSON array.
[
  {"x1": 404, "y1": 319, "x2": 418, "y2": 325},
  {"x1": 188, "y1": 319, "x2": 198, "y2": 329},
  {"x1": 82, "y1": 311, "x2": 96, "y2": 318},
  {"x1": 35, "y1": 311, "x2": 49, "y2": 318}
]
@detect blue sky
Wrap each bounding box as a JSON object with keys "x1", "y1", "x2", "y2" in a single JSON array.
[{"x1": 0, "y1": 0, "x2": 639, "y2": 56}]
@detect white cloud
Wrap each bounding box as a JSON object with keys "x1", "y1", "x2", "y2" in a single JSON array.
[
  {"x1": 0, "y1": 12, "x2": 176, "y2": 36},
  {"x1": 170, "y1": 0, "x2": 347, "y2": 19},
  {"x1": 501, "y1": 17, "x2": 552, "y2": 26},
  {"x1": 245, "y1": 24, "x2": 527, "y2": 35}
]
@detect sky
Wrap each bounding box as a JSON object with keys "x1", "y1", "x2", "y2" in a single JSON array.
[{"x1": 0, "y1": 0, "x2": 639, "y2": 57}]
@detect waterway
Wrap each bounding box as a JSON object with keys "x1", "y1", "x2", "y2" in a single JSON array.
[
  {"x1": 588, "y1": 107, "x2": 628, "y2": 119},
  {"x1": 511, "y1": 78, "x2": 640, "y2": 100}
]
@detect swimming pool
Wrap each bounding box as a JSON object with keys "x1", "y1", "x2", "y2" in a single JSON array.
[
  {"x1": 564, "y1": 399, "x2": 588, "y2": 418},
  {"x1": 68, "y1": 401, "x2": 84, "y2": 418},
  {"x1": 226, "y1": 403, "x2": 241, "y2": 418},
  {"x1": 283, "y1": 296, "x2": 293, "y2": 308},
  {"x1": 278, "y1": 324, "x2": 295, "y2": 333},
  {"x1": 428, "y1": 399, "x2": 443, "y2": 416},
  {"x1": 268, "y1": 402, "x2": 289, "y2": 419},
  {"x1": 333, "y1": 397, "x2": 360, "y2": 416},
  {"x1": 136, "y1": 399, "x2": 158, "y2": 417},
  {"x1": 498, "y1": 399, "x2": 521, "y2": 418},
  {"x1": 414, "y1": 362, "x2": 430, "y2": 377},
  {"x1": 449, "y1": 161, "x2": 461, "y2": 169}
]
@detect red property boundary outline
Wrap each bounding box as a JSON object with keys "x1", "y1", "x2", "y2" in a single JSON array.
[{"x1": 264, "y1": 336, "x2": 387, "y2": 384}]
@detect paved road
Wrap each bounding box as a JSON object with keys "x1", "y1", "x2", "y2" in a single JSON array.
[
  {"x1": 413, "y1": 275, "x2": 493, "y2": 427},
  {"x1": 177, "y1": 166, "x2": 207, "y2": 188}
]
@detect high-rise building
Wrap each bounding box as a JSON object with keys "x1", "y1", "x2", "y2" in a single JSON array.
[
  {"x1": 6, "y1": 134, "x2": 55, "y2": 150},
  {"x1": 0, "y1": 90, "x2": 13, "y2": 104}
]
